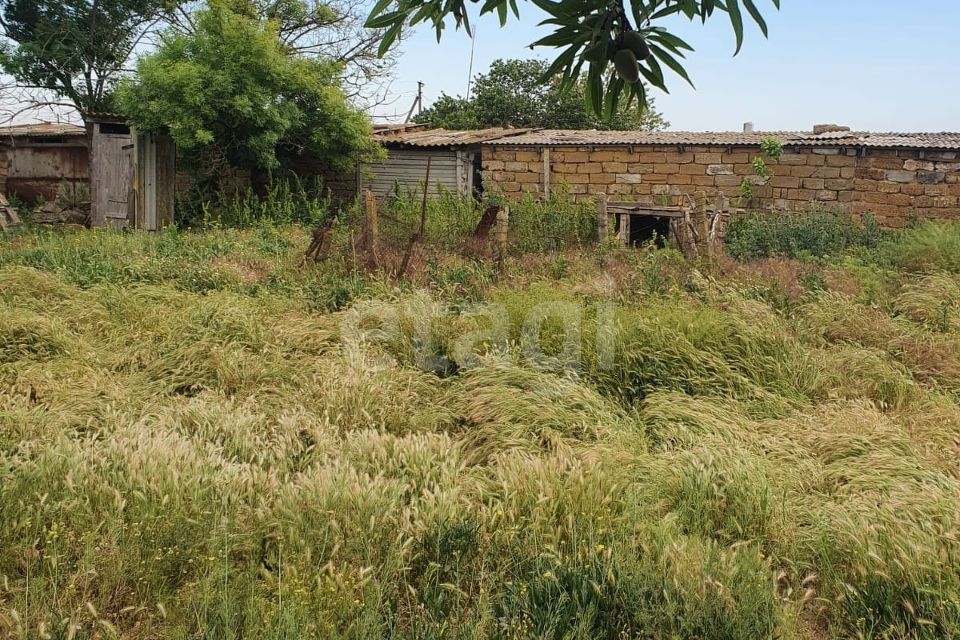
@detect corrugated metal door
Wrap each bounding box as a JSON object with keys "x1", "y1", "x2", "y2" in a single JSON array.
[{"x1": 361, "y1": 149, "x2": 473, "y2": 198}]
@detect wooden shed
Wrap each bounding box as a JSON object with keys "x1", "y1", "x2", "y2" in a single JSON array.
[
  {"x1": 89, "y1": 115, "x2": 175, "y2": 230},
  {"x1": 357, "y1": 126, "x2": 532, "y2": 200}
]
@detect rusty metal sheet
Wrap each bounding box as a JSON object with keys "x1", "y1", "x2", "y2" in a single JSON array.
[{"x1": 0, "y1": 122, "x2": 86, "y2": 139}]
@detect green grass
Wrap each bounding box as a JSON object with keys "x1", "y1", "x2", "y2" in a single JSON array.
[{"x1": 2, "y1": 221, "x2": 960, "y2": 638}]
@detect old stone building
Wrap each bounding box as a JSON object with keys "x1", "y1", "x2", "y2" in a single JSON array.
[{"x1": 481, "y1": 128, "x2": 960, "y2": 227}]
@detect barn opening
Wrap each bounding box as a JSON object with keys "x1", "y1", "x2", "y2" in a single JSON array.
[
  {"x1": 631, "y1": 215, "x2": 671, "y2": 247},
  {"x1": 615, "y1": 213, "x2": 672, "y2": 248}
]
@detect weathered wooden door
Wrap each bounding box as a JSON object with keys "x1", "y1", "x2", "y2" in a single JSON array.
[{"x1": 91, "y1": 122, "x2": 134, "y2": 228}]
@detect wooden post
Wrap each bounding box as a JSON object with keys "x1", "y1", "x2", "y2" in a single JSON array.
[
  {"x1": 354, "y1": 159, "x2": 362, "y2": 199},
  {"x1": 619, "y1": 213, "x2": 631, "y2": 246},
  {"x1": 495, "y1": 205, "x2": 509, "y2": 272},
  {"x1": 692, "y1": 196, "x2": 710, "y2": 263},
  {"x1": 596, "y1": 194, "x2": 609, "y2": 242},
  {"x1": 456, "y1": 150, "x2": 464, "y2": 195},
  {"x1": 362, "y1": 189, "x2": 379, "y2": 270},
  {"x1": 542, "y1": 148, "x2": 551, "y2": 199},
  {"x1": 397, "y1": 156, "x2": 432, "y2": 278}
]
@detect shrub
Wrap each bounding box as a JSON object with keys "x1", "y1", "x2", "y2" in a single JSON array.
[
  {"x1": 375, "y1": 186, "x2": 482, "y2": 249},
  {"x1": 726, "y1": 210, "x2": 885, "y2": 261},
  {"x1": 305, "y1": 270, "x2": 371, "y2": 313},
  {"x1": 877, "y1": 220, "x2": 960, "y2": 273},
  {"x1": 193, "y1": 177, "x2": 333, "y2": 228},
  {"x1": 503, "y1": 186, "x2": 597, "y2": 253}
]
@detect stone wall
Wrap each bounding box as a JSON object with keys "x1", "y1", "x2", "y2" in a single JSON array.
[
  {"x1": 482, "y1": 144, "x2": 960, "y2": 227},
  {"x1": 852, "y1": 150, "x2": 960, "y2": 224}
]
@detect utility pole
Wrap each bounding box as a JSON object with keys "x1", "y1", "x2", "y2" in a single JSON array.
[
  {"x1": 404, "y1": 81, "x2": 424, "y2": 123},
  {"x1": 466, "y1": 27, "x2": 477, "y2": 101}
]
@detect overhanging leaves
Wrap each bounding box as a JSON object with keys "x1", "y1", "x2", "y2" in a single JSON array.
[{"x1": 366, "y1": 0, "x2": 779, "y2": 116}]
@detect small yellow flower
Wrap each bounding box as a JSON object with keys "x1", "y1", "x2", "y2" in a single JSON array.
[
  {"x1": 595, "y1": 544, "x2": 606, "y2": 553},
  {"x1": 542, "y1": 571, "x2": 553, "y2": 579}
]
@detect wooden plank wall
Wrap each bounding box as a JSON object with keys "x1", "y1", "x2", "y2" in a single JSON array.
[
  {"x1": 133, "y1": 132, "x2": 176, "y2": 230},
  {"x1": 0, "y1": 148, "x2": 7, "y2": 194},
  {"x1": 155, "y1": 134, "x2": 176, "y2": 228},
  {"x1": 361, "y1": 149, "x2": 473, "y2": 198}
]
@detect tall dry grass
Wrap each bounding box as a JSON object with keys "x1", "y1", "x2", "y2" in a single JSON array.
[{"x1": 2, "y1": 223, "x2": 960, "y2": 638}]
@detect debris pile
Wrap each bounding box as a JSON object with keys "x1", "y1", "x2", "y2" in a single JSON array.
[
  {"x1": 0, "y1": 193, "x2": 20, "y2": 230},
  {"x1": 31, "y1": 200, "x2": 90, "y2": 226}
]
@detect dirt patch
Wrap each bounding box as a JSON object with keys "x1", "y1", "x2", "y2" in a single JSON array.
[{"x1": 213, "y1": 258, "x2": 269, "y2": 284}]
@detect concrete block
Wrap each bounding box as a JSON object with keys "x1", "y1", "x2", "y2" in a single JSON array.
[
  {"x1": 706, "y1": 164, "x2": 734, "y2": 175},
  {"x1": 918, "y1": 171, "x2": 946, "y2": 184},
  {"x1": 886, "y1": 170, "x2": 917, "y2": 183}
]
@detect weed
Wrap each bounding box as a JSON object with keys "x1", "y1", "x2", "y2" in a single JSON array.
[
  {"x1": 1, "y1": 223, "x2": 960, "y2": 639},
  {"x1": 726, "y1": 210, "x2": 886, "y2": 260}
]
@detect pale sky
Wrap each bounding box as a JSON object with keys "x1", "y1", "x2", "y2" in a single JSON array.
[{"x1": 375, "y1": 0, "x2": 960, "y2": 132}]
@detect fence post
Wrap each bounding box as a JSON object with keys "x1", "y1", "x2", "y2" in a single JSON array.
[
  {"x1": 596, "y1": 194, "x2": 608, "y2": 242},
  {"x1": 495, "y1": 205, "x2": 509, "y2": 272},
  {"x1": 543, "y1": 148, "x2": 551, "y2": 200},
  {"x1": 362, "y1": 189, "x2": 379, "y2": 270},
  {"x1": 619, "y1": 213, "x2": 631, "y2": 246}
]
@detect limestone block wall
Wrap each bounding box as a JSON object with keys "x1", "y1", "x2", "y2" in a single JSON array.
[
  {"x1": 852, "y1": 150, "x2": 960, "y2": 224},
  {"x1": 482, "y1": 144, "x2": 960, "y2": 227}
]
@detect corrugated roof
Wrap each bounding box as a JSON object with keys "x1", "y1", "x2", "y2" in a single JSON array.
[
  {"x1": 484, "y1": 129, "x2": 960, "y2": 151},
  {"x1": 83, "y1": 112, "x2": 128, "y2": 123},
  {"x1": 843, "y1": 132, "x2": 960, "y2": 150},
  {"x1": 0, "y1": 122, "x2": 86, "y2": 138},
  {"x1": 372, "y1": 123, "x2": 429, "y2": 133},
  {"x1": 373, "y1": 127, "x2": 534, "y2": 147}
]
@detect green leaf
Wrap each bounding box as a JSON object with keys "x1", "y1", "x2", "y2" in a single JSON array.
[
  {"x1": 496, "y1": 2, "x2": 508, "y2": 25},
  {"x1": 647, "y1": 29, "x2": 693, "y2": 55},
  {"x1": 726, "y1": 0, "x2": 745, "y2": 54},
  {"x1": 649, "y1": 43, "x2": 694, "y2": 88},
  {"x1": 540, "y1": 45, "x2": 578, "y2": 80},
  {"x1": 585, "y1": 64, "x2": 603, "y2": 116},
  {"x1": 638, "y1": 55, "x2": 666, "y2": 92},
  {"x1": 364, "y1": 10, "x2": 403, "y2": 30},
  {"x1": 378, "y1": 22, "x2": 403, "y2": 56},
  {"x1": 530, "y1": 0, "x2": 577, "y2": 18},
  {"x1": 367, "y1": 0, "x2": 394, "y2": 21},
  {"x1": 742, "y1": 0, "x2": 769, "y2": 37}
]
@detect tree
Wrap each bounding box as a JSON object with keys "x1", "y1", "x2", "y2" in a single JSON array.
[
  {"x1": 172, "y1": 0, "x2": 399, "y2": 108},
  {"x1": 414, "y1": 94, "x2": 479, "y2": 129},
  {"x1": 415, "y1": 58, "x2": 666, "y2": 131},
  {"x1": 368, "y1": 0, "x2": 779, "y2": 115},
  {"x1": 0, "y1": 0, "x2": 171, "y2": 119},
  {"x1": 116, "y1": 0, "x2": 376, "y2": 183}
]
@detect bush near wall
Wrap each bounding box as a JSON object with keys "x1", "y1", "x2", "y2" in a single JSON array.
[{"x1": 726, "y1": 211, "x2": 887, "y2": 260}]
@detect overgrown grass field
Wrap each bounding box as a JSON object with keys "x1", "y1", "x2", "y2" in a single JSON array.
[{"x1": 3, "y1": 213, "x2": 960, "y2": 639}]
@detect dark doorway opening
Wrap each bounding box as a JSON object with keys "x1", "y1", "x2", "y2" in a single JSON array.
[
  {"x1": 631, "y1": 215, "x2": 671, "y2": 247},
  {"x1": 472, "y1": 153, "x2": 484, "y2": 198},
  {"x1": 615, "y1": 214, "x2": 671, "y2": 248}
]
